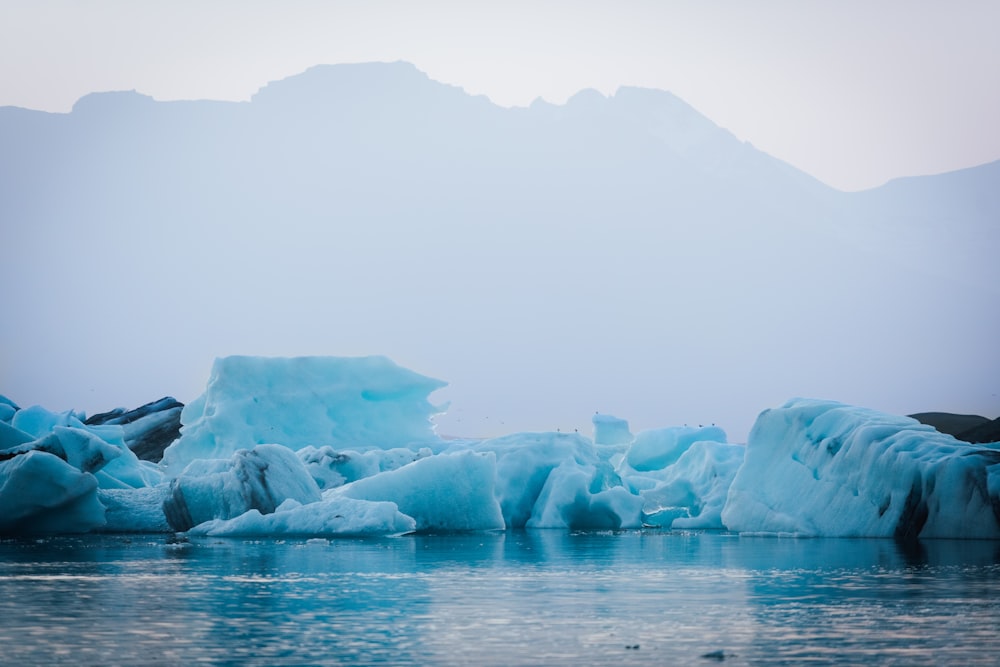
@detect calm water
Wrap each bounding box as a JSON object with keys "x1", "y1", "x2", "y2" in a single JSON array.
[{"x1": 0, "y1": 532, "x2": 998, "y2": 666}]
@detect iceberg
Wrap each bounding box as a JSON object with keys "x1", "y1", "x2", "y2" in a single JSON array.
[
  {"x1": 160, "y1": 355, "x2": 446, "y2": 474},
  {"x1": 626, "y1": 425, "x2": 728, "y2": 472},
  {"x1": 472, "y1": 434, "x2": 641, "y2": 529},
  {"x1": 163, "y1": 444, "x2": 323, "y2": 532},
  {"x1": 296, "y1": 444, "x2": 433, "y2": 490},
  {"x1": 337, "y1": 450, "x2": 504, "y2": 531},
  {"x1": 0, "y1": 396, "x2": 18, "y2": 424},
  {"x1": 0, "y1": 400, "x2": 167, "y2": 535},
  {"x1": 5, "y1": 404, "x2": 163, "y2": 489},
  {"x1": 2, "y1": 426, "x2": 122, "y2": 476},
  {"x1": 592, "y1": 414, "x2": 632, "y2": 446},
  {"x1": 527, "y1": 460, "x2": 644, "y2": 529},
  {"x1": 85, "y1": 397, "x2": 183, "y2": 462},
  {"x1": 0, "y1": 419, "x2": 33, "y2": 451},
  {"x1": 637, "y1": 440, "x2": 745, "y2": 529},
  {"x1": 186, "y1": 495, "x2": 416, "y2": 537},
  {"x1": 1, "y1": 357, "x2": 998, "y2": 539},
  {"x1": 0, "y1": 451, "x2": 106, "y2": 534},
  {"x1": 722, "y1": 398, "x2": 1000, "y2": 538}
]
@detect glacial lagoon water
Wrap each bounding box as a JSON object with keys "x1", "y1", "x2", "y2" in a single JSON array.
[{"x1": 1, "y1": 532, "x2": 998, "y2": 666}]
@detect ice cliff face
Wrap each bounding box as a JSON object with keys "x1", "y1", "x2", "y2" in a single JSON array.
[{"x1": 1, "y1": 357, "x2": 998, "y2": 538}]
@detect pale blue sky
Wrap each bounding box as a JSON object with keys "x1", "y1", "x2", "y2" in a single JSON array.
[{"x1": 1, "y1": 0, "x2": 998, "y2": 191}]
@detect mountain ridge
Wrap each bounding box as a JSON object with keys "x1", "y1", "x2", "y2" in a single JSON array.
[
  {"x1": 7, "y1": 61, "x2": 997, "y2": 200},
  {"x1": 2, "y1": 61, "x2": 997, "y2": 438},
  {"x1": 4, "y1": 60, "x2": 998, "y2": 196}
]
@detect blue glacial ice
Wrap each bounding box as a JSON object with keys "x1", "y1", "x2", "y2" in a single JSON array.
[
  {"x1": 1, "y1": 356, "x2": 998, "y2": 538},
  {"x1": 0, "y1": 400, "x2": 166, "y2": 534},
  {"x1": 163, "y1": 444, "x2": 323, "y2": 531},
  {"x1": 0, "y1": 450, "x2": 107, "y2": 534},
  {"x1": 723, "y1": 398, "x2": 1000, "y2": 538},
  {"x1": 160, "y1": 355, "x2": 446, "y2": 475}
]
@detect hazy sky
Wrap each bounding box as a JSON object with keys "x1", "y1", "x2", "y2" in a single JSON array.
[
  {"x1": 2, "y1": 1, "x2": 998, "y2": 442},
  {"x1": 2, "y1": 0, "x2": 998, "y2": 191}
]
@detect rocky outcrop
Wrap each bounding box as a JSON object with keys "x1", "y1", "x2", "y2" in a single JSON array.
[
  {"x1": 953, "y1": 417, "x2": 1000, "y2": 445},
  {"x1": 909, "y1": 412, "x2": 1000, "y2": 444}
]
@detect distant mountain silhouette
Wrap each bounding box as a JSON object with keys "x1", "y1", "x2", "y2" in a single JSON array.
[
  {"x1": 910, "y1": 412, "x2": 990, "y2": 437},
  {"x1": 911, "y1": 412, "x2": 1000, "y2": 444},
  {"x1": 954, "y1": 417, "x2": 1000, "y2": 444},
  {"x1": 2, "y1": 61, "x2": 997, "y2": 437}
]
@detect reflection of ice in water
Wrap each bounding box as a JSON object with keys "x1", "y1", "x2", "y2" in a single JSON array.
[
  {"x1": 2, "y1": 533, "x2": 997, "y2": 665},
  {"x1": 420, "y1": 532, "x2": 757, "y2": 664}
]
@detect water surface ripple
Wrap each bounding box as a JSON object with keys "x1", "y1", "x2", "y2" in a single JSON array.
[{"x1": 1, "y1": 532, "x2": 998, "y2": 665}]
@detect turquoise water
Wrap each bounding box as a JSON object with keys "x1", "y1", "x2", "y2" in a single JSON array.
[{"x1": 1, "y1": 532, "x2": 998, "y2": 665}]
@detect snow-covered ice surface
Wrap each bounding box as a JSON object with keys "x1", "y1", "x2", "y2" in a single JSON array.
[{"x1": 1, "y1": 356, "x2": 998, "y2": 538}]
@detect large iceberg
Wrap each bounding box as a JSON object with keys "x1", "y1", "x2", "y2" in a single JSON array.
[
  {"x1": 0, "y1": 401, "x2": 165, "y2": 533},
  {"x1": 160, "y1": 355, "x2": 446, "y2": 474},
  {"x1": 722, "y1": 398, "x2": 1000, "y2": 538},
  {"x1": 1, "y1": 357, "x2": 998, "y2": 539}
]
